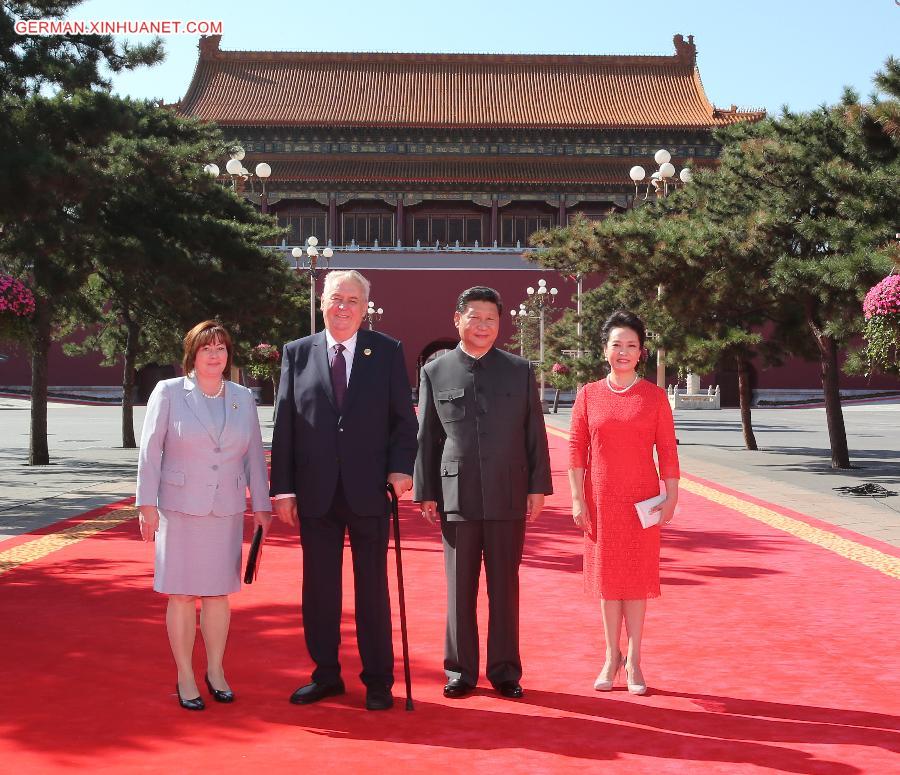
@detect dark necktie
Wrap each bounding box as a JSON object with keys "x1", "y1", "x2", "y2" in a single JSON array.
[{"x1": 330, "y1": 343, "x2": 347, "y2": 411}]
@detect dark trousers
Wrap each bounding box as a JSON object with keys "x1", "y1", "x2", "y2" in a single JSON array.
[
  {"x1": 299, "y1": 484, "x2": 393, "y2": 689},
  {"x1": 441, "y1": 519, "x2": 526, "y2": 687}
]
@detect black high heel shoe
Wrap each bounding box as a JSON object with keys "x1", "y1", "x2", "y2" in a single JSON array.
[
  {"x1": 176, "y1": 683, "x2": 205, "y2": 711},
  {"x1": 205, "y1": 673, "x2": 235, "y2": 703}
]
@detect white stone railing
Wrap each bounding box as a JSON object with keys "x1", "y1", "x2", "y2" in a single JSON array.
[
  {"x1": 271, "y1": 241, "x2": 538, "y2": 254},
  {"x1": 668, "y1": 379, "x2": 721, "y2": 410}
]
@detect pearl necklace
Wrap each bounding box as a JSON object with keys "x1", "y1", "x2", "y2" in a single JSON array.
[
  {"x1": 199, "y1": 379, "x2": 225, "y2": 399},
  {"x1": 606, "y1": 374, "x2": 639, "y2": 394}
]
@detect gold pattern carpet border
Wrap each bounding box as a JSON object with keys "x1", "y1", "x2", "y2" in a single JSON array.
[
  {"x1": 0, "y1": 506, "x2": 136, "y2": 577},
  {"x1": 0, "y1": 452, "x2": 275, "y2": 576},
  {"x1": 545, "y1": 423, "x2": 900, "y2": 580},
  {"x1": 3, "y1": 432, "x2": 897, "y2": 579}
]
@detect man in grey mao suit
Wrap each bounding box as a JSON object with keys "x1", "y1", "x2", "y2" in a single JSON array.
[{"x1": 414, "y1": 286, "x2": 552, "y2": 700}]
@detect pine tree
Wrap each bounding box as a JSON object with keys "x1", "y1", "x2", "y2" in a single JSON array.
[
  {"x1": 1, "y1": 93, "x2": 158, "y2": 463},
  {"x1": 532, "y1": 194, "x2": 780, "y2": 450},
  {"x1": 740, "y1": 109, "x2": 894, "y2": 468},
  {"x1": 838, "y1": 59, "x2": 900, "y2": 377},
  {"x1": 59, "y1": 100, "x2": 300, "y2": 448},
  {"x1": 0, "y1": 1, "x2": 162, "y2": 464},
  {"x1": 0, "y1": 1, "x2": 162, "y2": 97},
  {"x1": 532, "y1": 59, "x2": 899, "y2": 467}
]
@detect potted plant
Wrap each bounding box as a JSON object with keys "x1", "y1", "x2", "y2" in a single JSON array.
[
  {"x1": 547, "y1": 361, "x2": 576, "y2": 414},
  {"x1": 246, "y1": 343, "x2": 281, "y2": 405},
  {"x1": 862, "y1": 273, "x2": 900, "y2": 377},
  {"x1": 0, "y1": 275, "x2": 36, "y2": 343}
]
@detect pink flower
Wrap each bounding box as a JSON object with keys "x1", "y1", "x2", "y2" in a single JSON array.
[
  {"x1": 863, "y1": 275, "x2": 900, "y2": 320},
  {"x1": 0, "y1": 275, "x2": 35, "y2": 318},
  {"x1": 251, "y1": 343, "x2": 280, "y2": 363}
]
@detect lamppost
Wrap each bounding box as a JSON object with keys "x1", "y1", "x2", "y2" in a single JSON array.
[
  {"x1": 628, "y1": 148, "x2": 692, "y2": 201},
  {"x1": 576, "y1": 272, "x2": 583, "y2": 373},
  {"x1": 291, "y1": 236, "x2": 333, "y2": 334},
  {"x1": 204, "y1": 146, "x2": 273, "y2": 212},
  {"x1": 526, "y1": 279, "x2": 558, "y2": 409},
  {"x1": 509, "y1": 303, "x2": 533, "y2": 357},
  {"x1": 366, "y1": 300, "x2": 384, "y2": 330},
  {"x1": 627, "y1": 149, "x2": 692, "y2": 388}
]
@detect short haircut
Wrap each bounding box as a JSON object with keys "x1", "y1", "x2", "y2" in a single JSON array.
[
  {"x1": 183, "y1": 320, "x2": 233, "y2": 376},
  {"x1": 601, "y1": 310, "x2": 646, "y2": 348},
  {"x1": 321, "y1": 270, "x2": 370, "y2": 305},
  {"x1": 456, "y1": 286, "x2": 503, "y2": 315}
]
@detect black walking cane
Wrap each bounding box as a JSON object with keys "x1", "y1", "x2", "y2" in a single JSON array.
[{"x1": 387, "y1": 482, "x2": 414, "y2": 710}]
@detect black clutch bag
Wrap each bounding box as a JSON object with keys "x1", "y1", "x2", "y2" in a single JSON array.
[{"x1": 244, "y1": 525, "x2": 264, "y2": 584}]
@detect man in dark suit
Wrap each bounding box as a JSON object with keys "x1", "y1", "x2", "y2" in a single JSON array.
[
  {"x1": 270, "y1": 269, "x2": 417, "y2": 711},
  {"x1": 414, "y1": 286, "x2": 552, "y2": 700}
]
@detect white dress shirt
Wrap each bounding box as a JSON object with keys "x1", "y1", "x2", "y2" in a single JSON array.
[{"x1": 459, "y1": 343, "x2": 489, "y2": 360}]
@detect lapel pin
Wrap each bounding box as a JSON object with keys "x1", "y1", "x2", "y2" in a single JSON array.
[
  {"x1": 363, "y1": 348, "x2": 372, "y2": 356},
  {"x1": 232, "y1": 402, "x2": 238, "y2": 409}
]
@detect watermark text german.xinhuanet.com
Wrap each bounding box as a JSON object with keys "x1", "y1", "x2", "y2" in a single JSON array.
[{"x1": 15, "y1": 19, "x2": 223, "y2": 36}]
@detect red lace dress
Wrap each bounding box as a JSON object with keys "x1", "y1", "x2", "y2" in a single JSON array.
[{"x1": 569, "y1": 378, "x2": 680, "y2": 599}]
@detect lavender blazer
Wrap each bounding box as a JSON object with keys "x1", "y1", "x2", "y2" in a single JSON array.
[{"x1": 136, "y1": 377, "x2": 270, "y2": 516}]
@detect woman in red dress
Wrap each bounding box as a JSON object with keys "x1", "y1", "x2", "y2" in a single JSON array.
[{"x1": 568, "y1": 311, "x2": 679, "y2": 695}]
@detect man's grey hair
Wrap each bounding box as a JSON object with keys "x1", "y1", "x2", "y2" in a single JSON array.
[{"x1": 321, "y1": 269, "x2": 371, "y2": 305}]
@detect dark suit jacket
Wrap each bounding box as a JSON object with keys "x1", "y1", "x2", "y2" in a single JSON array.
[
  {"x1": 270, "y1": 329, "x2": 418, "y2": 519},
  {"x1": 414, "y1": 345, "x2": 552, "y2": 521}
]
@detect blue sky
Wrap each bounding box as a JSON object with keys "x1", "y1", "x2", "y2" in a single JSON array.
[{"x1": 68, "y1": 0, "x2": 898, "y2": 113}]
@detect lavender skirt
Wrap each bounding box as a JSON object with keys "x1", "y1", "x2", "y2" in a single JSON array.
[{"x1": 153, "y1": 509, "x2": 243, "y2": 596}]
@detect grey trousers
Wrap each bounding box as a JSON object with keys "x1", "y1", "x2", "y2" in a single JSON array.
[{"x1": 441, "y1": 519, "x2": 526, "y2": 687}]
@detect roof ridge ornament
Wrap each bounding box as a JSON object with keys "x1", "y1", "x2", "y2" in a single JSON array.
[
  {"x1": 672, "y1": 34, "x2": 696, "y2": 64},
  {"x1": 199, "y1": 34, "x2": 222, "y2": 59}
]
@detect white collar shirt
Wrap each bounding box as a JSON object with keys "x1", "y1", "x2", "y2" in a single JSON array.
[{"x1": 459, "y1": 343, "x2": 489, "y2": 360}]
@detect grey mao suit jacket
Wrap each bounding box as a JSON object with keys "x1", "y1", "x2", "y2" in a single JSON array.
[{"x1": 414, "y1": 345, "x2": 552, "y2": 521}]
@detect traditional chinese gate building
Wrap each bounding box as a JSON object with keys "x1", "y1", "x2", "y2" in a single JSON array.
[
  {"x1": 4, "y1": 34, "x2": 896, "y2": 402},
  {"x1": 174, "y1": 33, "x2": 770, "y2": 400}
]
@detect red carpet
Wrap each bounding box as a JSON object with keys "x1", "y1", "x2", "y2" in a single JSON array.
[{"x1": 1, "y1": 433, "x2": 898, "y2": 774}]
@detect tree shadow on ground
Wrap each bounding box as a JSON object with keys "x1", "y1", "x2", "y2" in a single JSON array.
[
  {"x1": 749, "y1": 449, "x2": 900, "y2": 484},
  {"x1": 275, "y1": 694, "x2": 874, "y2": 774}
]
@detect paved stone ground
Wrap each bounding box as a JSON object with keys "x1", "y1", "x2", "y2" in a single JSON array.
[
  {"x1": 2, "y1": 395, "x2": 898, "y2": 546},
  {"x1": 0, "y1": 398, "x2": 277, "y2": 541}
]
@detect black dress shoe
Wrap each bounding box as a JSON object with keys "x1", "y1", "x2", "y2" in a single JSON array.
[
  {"x1": 495, "y1": 681, "x2": 524, "y2": 699},
  {"x1": 443, "y1": 678, "x2": 475, "y2": 699},
  {"x1": 365, "y1": 685, "x2": 394, "y2": 711},
  {"x1": 289, "y1": 680, "x2": 346, "y2": 705},
  {"x1": 205, "y1": 673, "x2": 235, "y2": 703},
  {"x1": 176, "y1": 683, "x2": 205, "y2": 711}
]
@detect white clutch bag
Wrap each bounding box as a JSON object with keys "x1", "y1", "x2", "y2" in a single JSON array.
[{"x1": 634, "y1": 490, "x2": 666, "y2": 529}]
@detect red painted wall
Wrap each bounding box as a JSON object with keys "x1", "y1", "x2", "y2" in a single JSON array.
[
  {"x1": 0, "y1": 340, "x2": 116, "y2": 388},
  {"x1": 3, "y1": 268, "x2": 899, "y2": 399},
  {"x1": 360, "y1": 268, "x2": 580, "y2": 388}
]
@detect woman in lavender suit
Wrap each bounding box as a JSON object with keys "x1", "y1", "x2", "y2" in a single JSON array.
[{"x1": 136, "y1": 321, "x2": 271, "y2": 710}]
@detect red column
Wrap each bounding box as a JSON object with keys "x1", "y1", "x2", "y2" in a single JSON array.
[
  {"x1": 329, "y1": 195, "x2": 338, "y2": 245},
  {"x1": 396, "y1": 198, "x2": 404, "y2": 246},
  {"x1": 558, "y1": 195, "x2": 566, "y2": 227},
  {"x1": 490, "y1": 197, "x2": 498, "y2": 246}
]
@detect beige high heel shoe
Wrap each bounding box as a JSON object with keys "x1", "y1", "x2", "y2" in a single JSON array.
[
  {"x1": 623, "y1": 658, "x2": 647, "y2": 695},
  {"x1": 593, "y1": 654, "x2": 624, "y2": 692}
]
